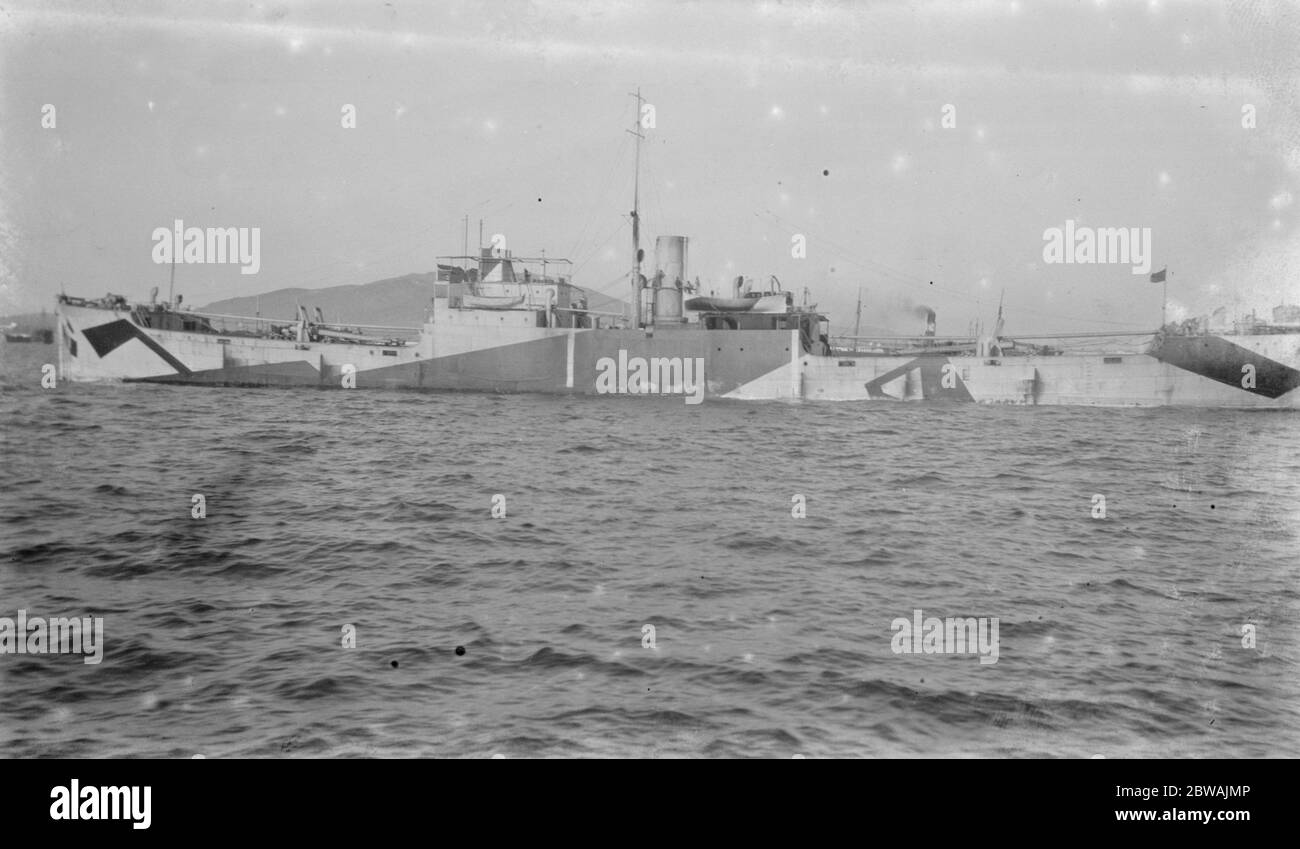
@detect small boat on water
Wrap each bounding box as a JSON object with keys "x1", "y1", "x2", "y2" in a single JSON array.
[{"x1": 4, "y1": 330, "x2": 53, "y2": 343}]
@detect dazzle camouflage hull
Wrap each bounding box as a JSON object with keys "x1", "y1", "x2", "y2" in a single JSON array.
[{"x1": 55, "y1": 297, "x2": 1300, "y2": 408}]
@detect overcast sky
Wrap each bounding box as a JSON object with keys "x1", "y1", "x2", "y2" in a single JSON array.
[{"x1": 2, "y1": 0, "x2": 1298, "y2": 333}]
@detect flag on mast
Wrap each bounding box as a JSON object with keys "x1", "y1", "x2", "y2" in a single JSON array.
[{"x1": 1150, "y1": 267, "x2": 1167, "y2": 283}]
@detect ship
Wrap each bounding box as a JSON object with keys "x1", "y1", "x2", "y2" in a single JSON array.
[
  {"x1": 53, "y1": 98, "x2": 1300, "y2": 409},
  {"x1": 3, "y1": 317, "x2": 54, "y2": 344}
]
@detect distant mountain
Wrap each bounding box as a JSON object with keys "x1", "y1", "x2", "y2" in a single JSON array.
[
  {"x1": 201, "y1": 273, "x2": 441, "y2": 325},
  {"x1": 582, "y1": 288, "x2": 631, "y2": 316},
  {"x1": 200, "y1": 272, "x2": 628, "y2": 325}
]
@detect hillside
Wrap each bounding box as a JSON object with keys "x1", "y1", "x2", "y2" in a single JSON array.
[{"x1": 201, "y1": 272, "x2": 628, "y2": 326}]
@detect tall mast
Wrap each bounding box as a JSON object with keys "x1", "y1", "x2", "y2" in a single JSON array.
[
  {"x1": 853, "y1": 286, "x2": 863, "y2": 342},
  {"x1": 628, "y1": 87, "x2": 645, "y2": 328}
]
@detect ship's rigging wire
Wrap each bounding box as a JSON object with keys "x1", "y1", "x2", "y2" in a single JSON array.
[
  {"x1": 642, "y1": 141, "x2": 670, "y2": 239},
  {"x1": 756, "y1": 206, "x2": 984, "y2": 297},
  {"x1": 583, "y1": 269, "x2": 639, "y2": 298},
  {"x1": 207, "y1": 96, "x2": 1132, "y2": 333},
  {"x1": 571, "y1": 217, "x2": 630, "y2": 284},
  {"x1": 569, "y1": 112, "x2": 672, "y2": 296},
  {"x1": 569, "y1": 97, "x2": 681, "y2": 298},
  {"x1": 566, "y1": 133, "x2": 632, "y2": 265},
  {"x1": 566, "y1": 100, "x2": 635, "y2": 262},
  {"x1": 755, "y1": 207, "x2": 1153, "y2": 330}
]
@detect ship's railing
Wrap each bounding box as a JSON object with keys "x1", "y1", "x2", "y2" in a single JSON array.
[
  {"x1": 554, "y1": 307, "x2": 625, "y2": 318},
  {"x1": 831, "y1": 334, "x2": 975, "y2": 354},
  {"x1": 165, "y1": 308, "x2": 421, "y2": 340},
  {"x1": 189, "y1": 309, "x2": 417, "y2": 330},
  {"x1": 831, "y1": 330, "x2": 1157, "y2": 356},
  {"x1": 1006, "y1": 331, "x2": 1157, "y2": 355},
  {"x1": 437, "y1": 253, "x2": 574, "y2": 285},
  {"x1": 553, "y1": 305, "x2": 626, "y2": 330}
]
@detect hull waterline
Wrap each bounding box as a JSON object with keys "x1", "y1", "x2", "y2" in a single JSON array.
[{"x1": 55, "y1": 298, "x2": 1300, "y2": 408}]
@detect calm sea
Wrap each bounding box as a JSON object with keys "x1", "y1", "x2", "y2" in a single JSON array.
[{"x1": 2, "y1": 341, "x2": 1298, "y2": 758}]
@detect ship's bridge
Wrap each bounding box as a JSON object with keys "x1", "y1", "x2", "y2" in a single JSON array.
[{"x1": 436, "y1": 249, "x2": 597, "y2": 329}]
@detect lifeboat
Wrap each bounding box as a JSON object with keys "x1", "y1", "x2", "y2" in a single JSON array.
[
  {"x1": 463, "y1": 294, "x2": 526, "y2": 310},
  {"x1": 684, "y1": 296, "x2": 755, "y2": 312}
]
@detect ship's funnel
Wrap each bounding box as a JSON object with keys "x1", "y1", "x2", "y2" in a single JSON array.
[
  {"x1": 654, "y1": 236, "x2": 688, "y2": 322},
  {"x1": 654, "y1": 236, "x2": 688, "y2": 287},
  {"x1": 655, "y1": 288, "x2": 683, "y2": 322}
]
